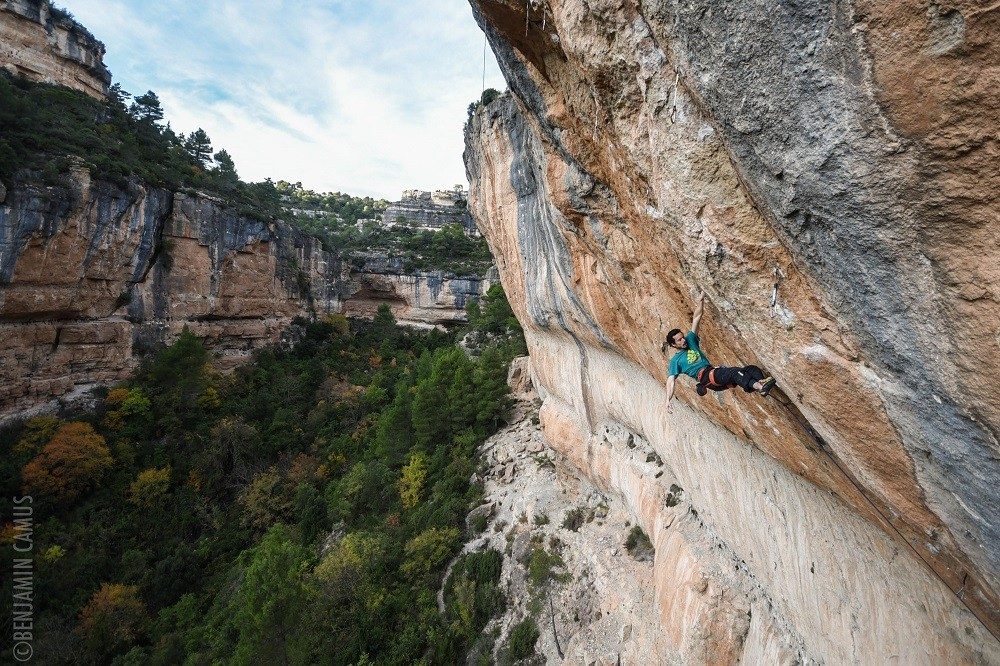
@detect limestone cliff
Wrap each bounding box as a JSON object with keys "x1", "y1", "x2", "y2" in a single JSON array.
[
  {"x1": 0, "y1": 169, "x2": 489, "y2": 418},
  {"x1": 381, "y1": 187, "x2": 479, "y2": 235},
  {"x1": 464, "y1": 0, "x2": 999, "y2": 660},
  {"x1": 0, "y1": 0, "x2": 110, "y2": 98}
]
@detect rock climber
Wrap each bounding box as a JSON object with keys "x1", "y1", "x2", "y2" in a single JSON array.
[{"x1": 663, "y1": 290, "x2": 776, "y2": 414}]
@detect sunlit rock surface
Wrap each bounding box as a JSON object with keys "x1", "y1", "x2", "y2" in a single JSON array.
[
  {"x1": 0, "y1": 169, "x2": 488, "y2": 418},
  {"x1": 464, "y1": 0, "x2": 1000, "y2": 658},
  {"x1": 0, "y1": 0, "x2": 110, "y2": 98}
]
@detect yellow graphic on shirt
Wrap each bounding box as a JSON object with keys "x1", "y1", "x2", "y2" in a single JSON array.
[{"x1": 686, "y1": 350, "x2": 700, "y2": 364}]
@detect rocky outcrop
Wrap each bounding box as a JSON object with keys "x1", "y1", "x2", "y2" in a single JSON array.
[
  {"x1": 0, "y1": 0, "x2": 110, "y2": 98},
  {"x1": 345, "y1": 254, "x2": 492, "y2": 328},
  {"x1": 466, "y1": 373, "x2": 683, "y2": 663},
  {"x1": 382, "y1": 187, "x2": 478, "y2": 235},
  {"x1": 0, "y1": 169, "x2": 487, "y2": 418},
  {"x1": 464, "y1": 0, "x2": 1000, "y2": 659}
]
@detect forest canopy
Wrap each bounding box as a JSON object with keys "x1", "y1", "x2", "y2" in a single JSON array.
[{"x1": 0, "y1": 290, "x2": 526, "y2": 664}]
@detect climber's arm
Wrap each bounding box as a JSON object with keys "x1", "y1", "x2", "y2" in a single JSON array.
[
  {"x1": 666, "y1": 374, "x2": 676, "y2": 414},
  {"x1": 691, "y1": 290, "x2": 705, "y2": 334}
]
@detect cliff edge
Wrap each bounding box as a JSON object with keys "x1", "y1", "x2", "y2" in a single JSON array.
[
  {"x1": 0, "y1": 0, "x2": 110, "y2": 98},
  {"x1": 464, "y1": 0, "x2": 999, "y2": 660},
  {"x1": 0, "y1": 169, "x2": 489, "y2": 418}
]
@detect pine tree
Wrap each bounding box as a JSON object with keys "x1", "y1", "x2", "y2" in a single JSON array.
[
  {"x1": 213, "y1": 149, "x2": 238, "y2": 181},
  {"x1": 131, "y1": 90, "x2": 164, "y2": 124},
  {"x1": 184, "y1": 128, "x2": 213, "y2": 167}
]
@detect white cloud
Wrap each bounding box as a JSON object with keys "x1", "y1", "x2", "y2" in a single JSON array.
[{"x1": 62, "y1": 0, "x2": 506, "y2": 198}]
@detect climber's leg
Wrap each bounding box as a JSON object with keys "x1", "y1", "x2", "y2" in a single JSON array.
[
  {"x1": 711, "y1": 366, "x2": 749, "y2": 391},
  {"x1": 742, "y1": 365, "x2": 765, "y2": 391},
  {"x1": 713, "y1": 366, "x2": 772, "y2": 393}
]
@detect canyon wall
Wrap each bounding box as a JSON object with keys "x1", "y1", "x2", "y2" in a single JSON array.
[
  {"x1": 0, "y1": 169, "x2": 488, "y2": 419},
  {"x1": 381, "y1": 186, "x2": 479, "y2": 235},
  {"x1": 464, "y1": 0, "x2": 999, "y2": 660},
  {"x1": 0, "y1": 0, "x2": 110, "y2": 98}
]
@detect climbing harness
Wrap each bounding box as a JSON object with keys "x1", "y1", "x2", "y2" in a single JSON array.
[{"x1": 696, "y1": 366, "x2": 735, "y2": 394}]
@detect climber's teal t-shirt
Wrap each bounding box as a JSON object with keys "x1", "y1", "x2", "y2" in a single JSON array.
[{"x1": 668, "y1": 331, "x2": 711, "y2": 379}]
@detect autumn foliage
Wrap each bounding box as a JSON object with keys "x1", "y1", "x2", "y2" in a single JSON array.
[
  {"x1": 21, "y1": 422, "x2": 113, "y2": 503},
  {"x1": 127, "y1": 466, "x2": 171, "y2": 506},
  {"x1": 77, "y1": 583, "x2": 148, "y2": 655}
]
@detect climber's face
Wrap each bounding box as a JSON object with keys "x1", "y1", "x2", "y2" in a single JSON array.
[{"x1": 671, "y1": 332, "x2": 687, "y2": 349}]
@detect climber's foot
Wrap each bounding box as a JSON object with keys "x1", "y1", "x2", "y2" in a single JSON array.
[{"x1": 758, "y1": 377, "x2": 776, "y2": 397}]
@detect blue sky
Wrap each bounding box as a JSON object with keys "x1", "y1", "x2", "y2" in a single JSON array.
[{"x1": 63, "y1": 0, "x2": 506, "y2": 198}]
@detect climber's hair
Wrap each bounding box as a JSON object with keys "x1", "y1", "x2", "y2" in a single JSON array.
[{"x1": 664, "y1": 328, "x2": 683, "y2": 352}]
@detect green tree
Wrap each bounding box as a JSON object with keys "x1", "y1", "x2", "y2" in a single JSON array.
[
  {"x1": 401, "y1": 526, "x2": 460, "y2": 579},
  {"x1": 504, "y1": 618, "x2": 539, "y2": 662},
  {"x1": 481, "y1": 88, "x2": 501, "y2": 106},
  {"x1": 398, "y1": 452, "x2": 428, "y2": 509},
  {"x1": 371, "y1": 303, "x2": 397, "y2": 340},
  {"x1": 293, "y1": 482, "x2": 326, "y2": 543},
  {"x1": 183, "y1": 128, "x2": 213, "y2": 166},
  {"x1": 130, "y1": 90, "x2": 164, "y2": 124},
  {"x1": 224, "y1": 525, "x2": 313, "y2": 664},
  {"x1": 213, "y1": 149, "x2": 238, "y2": 183}
]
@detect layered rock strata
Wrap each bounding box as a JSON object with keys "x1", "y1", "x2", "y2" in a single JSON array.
[
  {"x1": 0, "y1": 170, "x2": 488, "y2": 418},
  {"x1": 464, "y1": 0, "x2": 1000, "y2": 657},
  {"x1": 344, "y1": 254, "x2": 491, "y2": 329},
  {"x1": 0, "y1": 0, "x2": 110, "y2": 98},
  {"x1": 381, "y1": 187, "x2": 479, "y2": 235}
]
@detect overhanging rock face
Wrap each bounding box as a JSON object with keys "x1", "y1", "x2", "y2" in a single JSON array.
[{"x1": 463, "y1": 0, "x2": 999, "y2": 659}]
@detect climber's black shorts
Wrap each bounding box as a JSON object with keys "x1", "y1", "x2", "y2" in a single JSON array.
[{"x1": 696, "y1": 365, "x2": 765, "y2": 395}]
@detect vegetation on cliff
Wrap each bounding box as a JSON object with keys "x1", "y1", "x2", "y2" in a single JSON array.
[
  {"x1": 0, "y1": 73, "x2": 492, "y2": 276},
  {"x1": 0, "y1": 72, "x2": 281, "y2": 219},
  {"x1": 0, "y1": 288, "x2": 525, "y2": 664},
  {"x1": 275, "y1": 180, "x2": 387, "y2": 226},
  {"x1": 278, "y1": 181, "x2": 492, "y2": 275}
]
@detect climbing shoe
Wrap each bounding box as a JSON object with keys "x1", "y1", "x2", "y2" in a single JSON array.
[
  {"x1": 759, "y1": 377, "x2": 776, "y2": 397},
  {"x1": 696, "y1": 384, "x2": 708, "y2": 396}
]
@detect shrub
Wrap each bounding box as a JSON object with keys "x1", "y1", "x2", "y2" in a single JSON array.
[
  {"x1": 471, "y1": 511, "x2": 489, "y2": 534},
  {"x1": 625, "y1": 526, "x2": 654, "y2": 561},
  {"x1": 504, "y1": 618, "x2": 539, "y2": 663},
  {"x1": 561, "y1": 507, "x2": 590, "y2": 532},
  {"x1": 526, "y1": 546, "x2": 566, "y2": 590}
]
